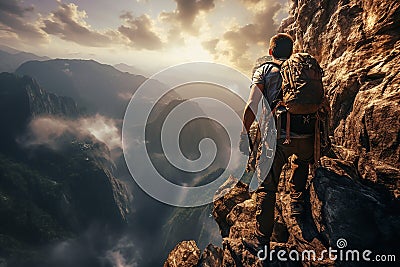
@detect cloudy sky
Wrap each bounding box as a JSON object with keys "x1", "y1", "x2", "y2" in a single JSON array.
[{"x1": 0, "y1": 0, "x2": 289, "y2": 74}]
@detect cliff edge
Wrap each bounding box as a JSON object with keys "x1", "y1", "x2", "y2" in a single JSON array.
[{"x1": 164, "y1": 0, "x2": 399, "y2": 266}]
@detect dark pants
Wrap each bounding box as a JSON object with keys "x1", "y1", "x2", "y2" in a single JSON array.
[{"x1": 255, "y1": 136, "x2": 314, "y2": 239}]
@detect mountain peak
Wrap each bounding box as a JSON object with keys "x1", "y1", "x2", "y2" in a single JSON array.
[{"x1": 15, "y1": 58, "x2": 150, "y2": 118}]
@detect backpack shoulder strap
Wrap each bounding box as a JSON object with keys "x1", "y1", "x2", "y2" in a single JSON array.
[
  {"x1": 259, "y1": 61, "x2": 284, "y2": 107},
  {"x1": 261, "y1": 61, "x2": 282, "y2": 70}
]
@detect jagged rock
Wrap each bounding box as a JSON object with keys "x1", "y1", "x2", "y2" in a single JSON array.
[
  {"x1": 279, "y1": 0, "x2": 400, "y2": 197},
  {"x1": 227, "y1": 199, "x2": 257, "y2": 240},
  {"x1": 164, "y1": 242, "x2": 223, "y2": 267},
  {"x1": 0, "y1": 73, "x2": 79, "y2": 118},
  {"x1": 310, "y1": 157, "x2": 400, "y2": 252},
  {"x1": 224, "y1": 200, "x2": 266, "y2": 264},
  {"x1": 276, "y1": 193, "x2": 334, "y2": 266},
  {"x1": 165, "y1": 159, "x2": 399, "y2": 266},
  {"x1": 0, "y1": 73, "x2": 79, "y2": 152},
  {"x1": 198, "y1": 244, "x2": 224, "y2": 267},
  {"x1": 164, "y1": 240, "x2": 201, "y2": 267},
  {"x1": 222, "y1": 237, "x2": 303, "y2": 267},
  {"x1": 222, "y1": 238, "x2": 263, "y2": 267},
  {"x1": 165, "y1": 1, "x2": 400, "y2": 266},
  {"x1": 213, "y1": 176, "x2": 251, "y2": 238}
]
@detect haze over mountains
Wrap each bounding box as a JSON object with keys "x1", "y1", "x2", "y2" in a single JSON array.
[
  {"x1": 16, "y1": 59, "x2": 150, "y2": 118},
  {"x1": 113, "y1": 63, "x2": 148, "y2": 77},
  {"x1": 0, "y1": 47, "x2": 153, "y2": 117},
  {"x1": 0, "y1": 47, "x2": 227, "y2": 266},
  {"x1": 0, "y1": 72, "x2": 131, "y2": 266},
  {"x1": 0, "y1": 46, "x2": 50, "y2": 73}
]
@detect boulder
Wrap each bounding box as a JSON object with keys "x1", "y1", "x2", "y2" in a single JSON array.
[{"x1": 164, "y1": 240, "x2": 201, "y2": 267}]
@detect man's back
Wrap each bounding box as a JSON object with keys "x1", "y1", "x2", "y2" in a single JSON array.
[{"x1": 252, "y1": 63, "x2": 282, "y2": 108}]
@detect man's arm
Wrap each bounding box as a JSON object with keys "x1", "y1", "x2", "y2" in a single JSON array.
[{"x1": 241, "y1": 83, "x2": 264, "y2": 134}]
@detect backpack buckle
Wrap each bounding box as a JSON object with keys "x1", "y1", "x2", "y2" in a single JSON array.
[{"x1": 303, "y1": 115, "x2": 311, "y2": 124}]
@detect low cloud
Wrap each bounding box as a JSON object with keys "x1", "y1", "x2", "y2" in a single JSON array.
[
  {"x1": 118, "y1": 12, "x2": 163, "y2": 50},
  {"x1": 20, "y1": 114, "x2": 121, "y2": 151},
  {"x1": 0, "y1": 0, "x2": 47, "y2": 42},
  {"x1": 44, "y1": 224, "x2": 140, "y2": 267},
  {"x1": 80, "y1": 115, "x2": 121, "y2": 150},
  {"x1": 41, "y1": 0, "x2": 114, "y2": 47},
  {"x1": 105, "y1": 236, "x2": 141, "y2": 267}
]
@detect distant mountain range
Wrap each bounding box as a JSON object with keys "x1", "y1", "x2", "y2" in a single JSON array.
[
  {"x1": 113, "y1": 63, "x2": 148, "y2": 76},
  {"x1": 0, "y1": 46, "x2": 228, "y2": 267},
  {"x1": 16, "y1": 59, "x2": 165, "y2": 118},
  {"x1": 0, "y1": 49, "x2": 50, "y2": 73},
  {"x1": 0, "y1": 46, "x2": 154, "y2": 119}
]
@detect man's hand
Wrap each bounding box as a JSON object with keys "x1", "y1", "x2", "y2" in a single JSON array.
[{"x1": 239, "y1": 132, "x2": 251, "y2": 156}]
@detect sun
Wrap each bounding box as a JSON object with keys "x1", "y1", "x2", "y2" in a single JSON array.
[{"x1": 173, "y1": 36, "x2": 214, "y2": 62}]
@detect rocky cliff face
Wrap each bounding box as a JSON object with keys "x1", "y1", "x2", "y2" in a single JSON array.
[
  {"x1": 165, "y1": 158, "x2": 399, "y2": 266},
  {"x1": 0, "y1": 73, "x2": 79, "y2": 152},
  {"x1": 280, "y1": 0, "x2": 400, "y2": 197},
  {"x1": 164, "y1": 0, "x2": 399, "y2": 266}
]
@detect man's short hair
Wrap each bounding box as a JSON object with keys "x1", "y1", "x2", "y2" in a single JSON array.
[{"x1": 269, "y1": 33, "x2": 294, "y2": 59}]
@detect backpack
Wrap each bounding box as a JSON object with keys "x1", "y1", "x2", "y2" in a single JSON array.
[
  {"x1": 280, "y1": 53, "x2": 325, "y2": 114},
  {"x1": 245, "y1": 54, "x2": 330, "y2": 173}
]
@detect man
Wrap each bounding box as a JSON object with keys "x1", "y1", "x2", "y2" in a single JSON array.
[{"x1": 240, "y1": 33, "x2": 316, "y2": 248}]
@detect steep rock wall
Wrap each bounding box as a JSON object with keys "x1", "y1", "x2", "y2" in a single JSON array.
[
  {"x1": 279, "y1": 0, "x2": 400, "y2": 196},
  {"x1": 164, "y1": 1, "x2": 400, "y2": 266}
]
